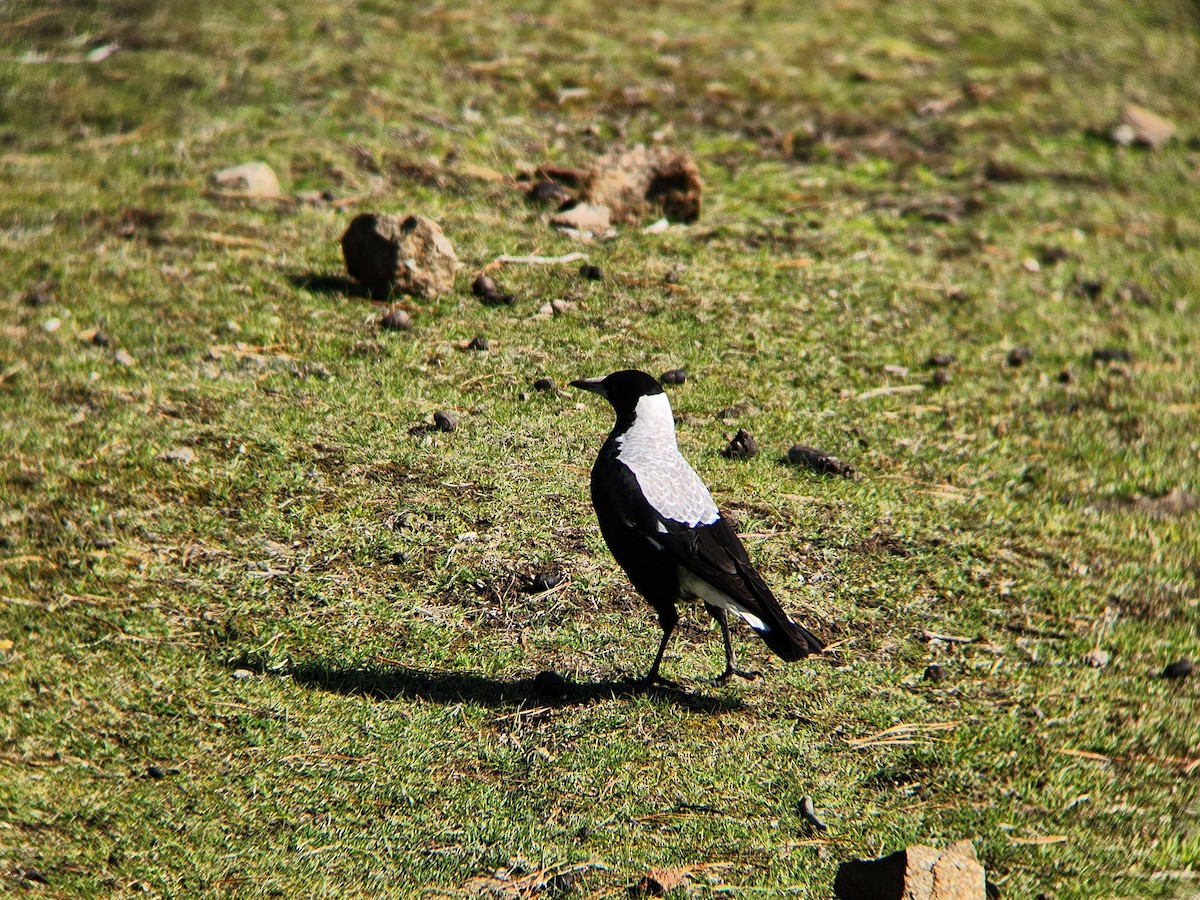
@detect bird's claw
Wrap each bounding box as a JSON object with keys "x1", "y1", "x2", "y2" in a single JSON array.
[{"x1": 713, "y1": 667, "x2": 763, "y2": 684}]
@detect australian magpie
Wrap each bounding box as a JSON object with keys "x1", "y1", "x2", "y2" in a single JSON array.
[{"x1": 572, "y1": 369, "x2": 825, "y2": 684}]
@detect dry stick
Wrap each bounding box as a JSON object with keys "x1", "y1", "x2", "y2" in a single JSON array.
[{"x1": 492, "y1": 251, "x2": 588, "y2": 266}]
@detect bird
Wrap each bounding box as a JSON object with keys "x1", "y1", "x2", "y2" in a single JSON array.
[{"x1": 571, "y1": 369, "x2": 824, "y2": 685}]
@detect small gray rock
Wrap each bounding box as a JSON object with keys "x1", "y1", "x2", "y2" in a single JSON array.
[{"x1": 379, "y1": 308, "x2": 413, "y2": 331}]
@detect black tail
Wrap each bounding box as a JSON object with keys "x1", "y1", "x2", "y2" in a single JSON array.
[{"x1": 738, "y1": 566, "x2": 825, "y2": 660}]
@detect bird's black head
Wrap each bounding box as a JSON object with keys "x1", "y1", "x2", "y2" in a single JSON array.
[{"x1": 571, "y1": 369, "x2": 666, "y2": 424}]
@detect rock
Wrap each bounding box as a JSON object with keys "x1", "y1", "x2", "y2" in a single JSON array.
[
  {"x1": 472, "y1": 274, "x2": 514, "y2": 305},
  {"x1": 1112, "y1": 104, "x2": 1176, "y2": 150},
  {"x1": 551, "y1": 202, "x2": 611, "y2": 232},
  {"x1": 1084, "y1": 648, "x2": 1110, "y2": 669},
  {"x1": 379, "y1": 308, "x2": 413, "y2": 331},
  {"x1": 1006, "y1": 347, "x2": 1031, "y2": 367},
  {"x1": 212, "y1": 161, "x2": 281, "y2": 197},
  {"x1": 834, "y1": 841, "x2": 987, "y2": 900},
  {"x1": 466, "y1": 336, "x2": 490, "y2": 351},
  {"x1": 660, "y1": 368, "x2": 687, "y2": 385},
  {"x1": 631, "y1": 867, "x2": 692, "y2": 897},
  {"x1": 146, "y1": 764, "x2": 165, "y2": 780},
  {"x1": 341, "y1": 213, "x2": 460, "y2": 299},
  {"x1": 532, "y1": 377, "x2": 555, "y2": 392},
  {"x1": 91, "y1": 330, "x2": 113, "y2": 347},
  {"x1": 923, "y1": 664, "x2": 947, "y2": 682},
  {"x1": 722, "y1": 429, "x2": 758, "y2": 460},
  {"x1": 579, "y1": 263, "x2": 604, "y2": 281},
  {"x1": 42, "y1": 318, "x2": 61, "y2": 333},
  {"x1": 160, "y1": 447, "x2": 196, "y2": 465},
  {"x1": 113, "y1": 348, "x2": 136, "y2": 367},
  {"x1": 1162, "y1": 658, "x2": 1193, "y2": 680},
  {"x1": 549, "y1": 299, "x2": 576, "y2": 317},
  {"x1": 432, "y1": 410, "x2": 457, "y2": 433},
  {"x1": 522, "y1": 572, "x2": 565, "y2": 593},
  {"x1": 787, "y1": 445, "x2": 856, "y2": 478},
  {"x1": 580, "y1": 145, "x2": 703, "y2": 223},
  {"x1": 527, "y1": 180, "x2": 572, "y2": 206}
]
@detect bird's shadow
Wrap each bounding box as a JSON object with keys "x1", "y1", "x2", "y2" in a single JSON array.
[{"x1": 247, "y1": 658, "x2": 743, "y2": 714}]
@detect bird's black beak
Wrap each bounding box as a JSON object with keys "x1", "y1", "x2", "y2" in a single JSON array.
[{"x1": 570, "y1": 377, "x2": 607, "y2": 396}]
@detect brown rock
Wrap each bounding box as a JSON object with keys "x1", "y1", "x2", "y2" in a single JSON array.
[
  {"x1": 1112, "y1": 104, "x2": 1176, "y2": 150},
  {"x1": 212, "y1": 161, "x2": 281, "y2": 196},
  {"x1": 379, "y1": 308, "x2": 412, "y2": 331},
  {"x1": 341, "y1": 214, "x2": 460, "y2": 299},
  {"x1": 834, "y1": 842, "x2": 987, "y2": 900},
  {"x1": 579, "y1": 145, "x2": 703, "y2": 223},
  {"x1": 550, "y1": 202, "x2": 611, "y2": 232}
]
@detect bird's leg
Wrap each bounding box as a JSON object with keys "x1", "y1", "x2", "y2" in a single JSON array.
[
  {"x1": 707, "y1": 605, "x2": 763, "y2": 683},
  {"x1": 638, "y1": 606, "x2": 680, "y2": 687}
]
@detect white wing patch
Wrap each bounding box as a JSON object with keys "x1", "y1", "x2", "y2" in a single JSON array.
[
  {"x1": 615, "y1": 393, "x2": 720, "y2": 527},
  {"x1": 679, "y1": 569, "x2": 767, "y2": 631}
]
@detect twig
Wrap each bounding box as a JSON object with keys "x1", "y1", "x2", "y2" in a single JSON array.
[
  {"x1": 922, "y1": 630, "x2": 977, "y2": 644},
  {"x1": 493, "y1": 251, "x2": 588, "y2": 265},
  {"x1": 855, "y1": 384, "x2": 925, "y2": 401}
]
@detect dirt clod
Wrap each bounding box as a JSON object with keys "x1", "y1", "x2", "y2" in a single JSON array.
[
  {"x1": 432, "y1": 411, "x2": 458, "y2": 433},
  {"x1": 923, "y1": 664, "x2": 947, "y2": 682},
  {"x1": 341, "y1": 213, "x2": 460, "y2": 299},
  {"x1": 466, "y1": 336, "x2": 490, "y2": 351},
  {"x1": 787, "y1": 445, "x2": 857, "y2": 478},
  {"x1": 579, "y1": 263, "x2": 604, "y2": 281},
  {"x1": 660, "y1": 368, "x2": 687, "y2": 385},
  {"x1": 92, "y1": 330, "x2": 113, "y2": 347},
  {"x1": 1006, "y1": 347, "x2": 1031, "y2": 367},
  {"x1": 722, "y1": 429, "x2": 758, "y2": 460},
  {"x1": 379, "y1": 308, "x2": 413, "y2": 331},
  {"x1": 580, "y1": 145, "x2": 703, "y2": 223},
  {"x1": 472, "y1": 274, "x2": 514, "y2": 305},
  {"x1": 834, "y1": 841, "x2": 986, "y2": 900},
  {"x1": 533, "y1": 377, "x2": 555, "y2": 392},
  {"x1": 1162, "y1": 659, "x2": 1193, "y2": 679}
]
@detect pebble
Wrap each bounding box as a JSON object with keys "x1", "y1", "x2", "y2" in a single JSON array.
[
  {"x1": 533, "y1": 377, "x2": 555, "y2": 392},
  {"x1": 380, "y1": 308, "x2": 413, "y2": 331},
  {"x1": 660, "y1": 368, "x2": 687, "y2": 385},
  {"x1": 466, "y1": 336, "x2": 490, "y2": 351},
  {"x1": 113, "y1": 348, "x2": 136, "y2": 367},
  {"x1": 432, "y1": 410, "x2": 458, "y2": 433}
]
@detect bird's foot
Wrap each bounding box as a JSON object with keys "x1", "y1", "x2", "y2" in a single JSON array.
[{"x1": 713, "y1": 666, "x2": 763, "y2": 684}]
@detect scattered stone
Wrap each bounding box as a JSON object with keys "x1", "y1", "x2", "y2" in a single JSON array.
[
  {"x1": 522, "y1": 572, "x2": 565, "y2": 593},
  {"x1": 527, "y1": 180, "x2": 572, "y2": 206},
  {"x1": 927, "y1": 352, "x2": 956, "y2": 368},
  {"x1": 1112, "y1": 104, "x2": 1176, "y2": 150},
  {"x1": 1057, "y1": 369, "x2": 1074, "y2": 384},
  {"x1": 923, "y1": 664, "x2": 947, "y2": 682},
  {"x1": 160, "y1": 447, "x2": 196, "y2": 465},
  {"x1": 551, "y1": 202, "x2": 611, "y2": 232},
  {"x1": 642, "y1": 217, "x2": 670, "y2": 234},
  {"x1": 472, "y1": 274, "x2": 514, "y2": 305},
  {"x1": 1162, "y1": 659, "x2": 1193, "y2": 680},
  {"x1": 341, "y1": 213, "x2": 461, "y2": 299},
  {"x1": 212, "y1": 161, "x2": 281, "y2": 197},
  {"x1": 1084, "y1": 648, "x2": 1110, "y2": 669},
  {"x1": 232, "y1": 668, "x2": 254, "y2": 680},
  {"x1": 579, "y1": 263, "x2": 604, "y2": 281},
  {"x1": 22, "y1": 282, "x2": 55, "y2": 306},
  {"x1": 1006, "y1": 347, "x2": 1031, "y2": 367},
  {"x1": 379, "y1": 308, "x2": 413, "y2": 331},
  {"x1": 1021, "y1": 257, "x2": 1041, "y2": 273},
  {"x1": 834, "y1": 841, "x2": 986, "y2": 900},
  {"x1": 660, "y1": 368, "x2": 687, "y2": 385},
  {"x1": 1117, "y1": 281, "x2": 1155, "y2": 306},
  {"x1": 432, "y1": 410, "x2": 458, "y2": 433},
  {"x1": 580, "y1": 145, "x2": 703, "y2": 223},
  {"x1": 466, "y1": 336, "x2": 490, "y2": 352},
  {"x1": 1074, "y1": 278, "x2": 1104, "y2": 301},
  {"x1": 631, "y1": 867, "x2": 692, "y2": 897},
  {"x1": 787, "y1": 445, "x2": 857, "y2": 479},
  {"x1": 722, "y1": 429, "x2": 758, "y2": 460},
  {"x1": 1091, "y1": 347, "x2": 1132, "y2": 365},
  {"x1": 532, "y1": 377, "x2": 555, "y2": 393},
  {"x1": 91, "y1": 330, "x2": 113, "y2": 347},
  {"x1": 42, "y1": 317, "x2": 61, "y2": 333},
  {"x1": 146, "y1": 765, "x2": 166, "y2": 780},
  {"x1": 549, "y1": 299, "x2": 576, "y2": 317},
  {"x1": 663, "y1": 266, "x2": 684, "y2": 285},
  {"x1": 799, "y1": 795, "x2": 829, "y2": 832},
  {"x1": 113, "y1": 348, "x2": 136, "y2": 367}
]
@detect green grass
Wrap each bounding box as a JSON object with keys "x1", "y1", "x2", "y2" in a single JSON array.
[{"x1": 1, "y1": 0, "x2": 1198, "y2": 896}]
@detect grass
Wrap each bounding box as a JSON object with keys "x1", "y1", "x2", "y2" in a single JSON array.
[{"x1": 1, "y1": 0, "x2": 1198, "y2": 896}]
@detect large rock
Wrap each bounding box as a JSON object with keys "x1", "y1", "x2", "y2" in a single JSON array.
[
  {"x1": 212, "y1": 161, "x2": 281, "y2": 197},
  {"x1": 834, "y1": 841, "x2": 987, "y2": 900},
  {"x1": 340, "y1": 214, "x2": 460, "y2": 299},
  {"x1": 579, "y1": 145, "x2": 703, "y2": 223}
]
